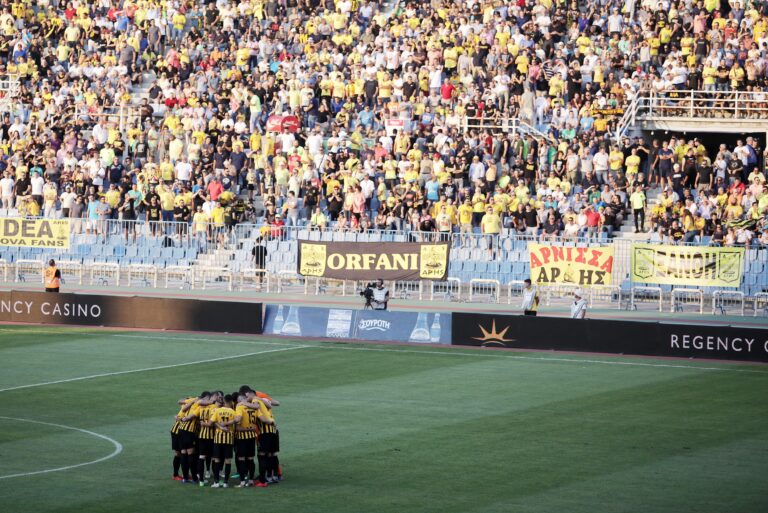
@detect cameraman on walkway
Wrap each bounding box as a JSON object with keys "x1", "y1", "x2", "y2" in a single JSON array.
[{"x1": 371, "y1": 279, "x2": 389, "y2": 310}]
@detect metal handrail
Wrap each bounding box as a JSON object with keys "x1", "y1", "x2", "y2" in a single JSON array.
[
  {"x1": 454, "y1": 116, "x2": 549, "y2": 139},
  {"x1": 614, "y1": 94, "x2": 640, "y2": 143},
  {"x1": 638, "y1": 89, "x2": 768, "y2": 120}
]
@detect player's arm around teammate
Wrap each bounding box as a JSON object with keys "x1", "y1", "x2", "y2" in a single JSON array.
[
  {"x1": 210, "y1": 394, "x2": 240, "y2": 488},
  {"x1": 234, "y1": 394, "x2": 259, "y2": 487}
]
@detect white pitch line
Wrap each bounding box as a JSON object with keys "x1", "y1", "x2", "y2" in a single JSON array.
[
  {"x1": 83, "y1": 333, "x2": 768, "y2": 375},
  {"x1": 308, "y1": 344, "x2": 768, "y2": 374},
  {"x1": 0, "y1": 345, "x2": 310, "y2": 393},
  {"x1": 112, "y1": 334, "x2": 293, "y2": 346},
  {"x1": 0, "y1": 416, "x2": 123, "y2": 480}
]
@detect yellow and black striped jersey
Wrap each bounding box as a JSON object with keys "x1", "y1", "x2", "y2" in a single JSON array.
[
  {"x1": 171, "y1": 397, "x2": 196, "y2": 434},
  {"x1": 211, "y1": 406, "x2": 237, "y2": 445},
  {"x1": 198, "y1": 404, "x2": 216, "y2": 440},
  {"x1": 254, "y1": 400, "x2": 278, "y2": 435},
  {"x1": 178, "y1": 400, "x2": 202, "y2": 433},
  {"x1": 235, "y1": 404, "x2": 258, "y2": 440}
]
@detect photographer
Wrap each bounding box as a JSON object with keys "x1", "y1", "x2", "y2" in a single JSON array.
[{"x1": 361, "y1": 279, "x2": 389, "y2": 310}]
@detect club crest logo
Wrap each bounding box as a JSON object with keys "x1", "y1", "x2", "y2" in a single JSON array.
[
  {"x1": 299, "y1": 243, "x2": 326, "y2": 277},
  {"x1": 419, "y1": 244, "x2": 448, "y2": 279}
]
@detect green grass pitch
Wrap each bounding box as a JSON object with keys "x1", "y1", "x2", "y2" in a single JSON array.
[{"x1": 0, "y1": 325, "x2": 766, "y2": 513}]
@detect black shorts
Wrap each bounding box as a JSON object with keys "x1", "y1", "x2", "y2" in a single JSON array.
[
  {"x1": 171, "y1": 432, "x2": 181, "y2": 451},
  {"x1": 235, "y1": 438, "x2": 256, "y2": 458},
  {"x1": 258, "y1": 432, "x2": 279, "y2": 454},
  {"x1": 213, "y1": 443, "x2": 233, "y2": 460},
  {"x1": 197, "y1": 437, "x2": 214, "y2": 456},
  {"x1": 179, "y1": 430, "x2": 197, "y2": 450}
]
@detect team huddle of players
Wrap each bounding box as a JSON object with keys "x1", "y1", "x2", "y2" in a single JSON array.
[{"x1": 170, "y1": 385, "x2": 281, "y2": 488}]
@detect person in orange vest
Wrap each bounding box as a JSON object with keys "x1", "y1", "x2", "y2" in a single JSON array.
[{"x1": 44, "y1": 259, "x2": 61, "y2": 293}]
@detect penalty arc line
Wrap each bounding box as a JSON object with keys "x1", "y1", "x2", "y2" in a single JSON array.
[
  {"x1": 0, "y1": 416, "x2": 123, "y2": 480},
  {"x1": 109, "y1": 334, "x2": 768, "y2": 375},
  {"x1": 0, "y1": 345, "x2": 311, "y2": 393}
]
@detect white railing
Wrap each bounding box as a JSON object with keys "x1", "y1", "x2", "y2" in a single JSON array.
[
  {"x1": 275, "y1": 270, "x2": 304, "y2": 294},
  {"x1": 126, "y1": 264, "x2": 159, "y2": 288},
  {"x1": 712, "y1": 290, "x2": 745, "y2": 316},
  {"x1": 72, "y1": 103, "x2": 141, "y2": 134},
  {"x1": 430, "y1": 278, "x2": 461, "y2": 302},
  {"x1": 56, "y1": 260, "x2": 84, "y2": 286},
  {"x1": 393, "y1": 280, "x2": 424, "y2": 300},
  {"x1": 631, "y1": 286, "x2": 663, "y2": 312},
  {"x1": 2, "y1": 259, "x2": 764, "y2": 318},
  {"x1": 457, "y1": 116, "x2": 548, "y2": 139},
  {"x1": 90, "y1": 262, "x2": 121, "y2": 286},
  {"x1": 589, "y1": 285, "x2": 622, "y2": 310},
  {"x1": 0, "y1": 258, "x2": 9, "y2": 282},
  {"x1": 540, "y1": 284, "x2": 581, "y2": 307},
  {"x1": 164, "y1": 265, "x2": 193, "y2": 289},
  {"x1": 507, "y1": 280, "x2": 527, "y2": 305},
  {"x1": 193, "y1": 266, "x2": 232, "y2": 291},
  {"x1": 0, "y1": 74, "x2": 20, "y2": 104},
  {"x1": 15, "y1": 260, "x2": 44, "y2": 283},
  {"x1": 670, "y1": 288, "x2": 704, "y2": 314},
  {"x1": 468, "y1": 278, "x2": 500, "y2": 303},
  {"x1": 638, "y1": 89, "x2": 768, "y2": 120},
  {"x1": 614, "y1": 94, "x2": 640, "y2": 142},
  {"x1": 240, "y1": 269, "x2": 271, "y2": 293},
  {"x1": 753, "y1": 293, "x2": 768, "y2": 317}
]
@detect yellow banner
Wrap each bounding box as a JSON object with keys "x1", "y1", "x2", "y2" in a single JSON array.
[
  {"x1": 631, "y1": 244, "x2": 744, "y2": 287},
  {"x1": 0, "y1": 218, "x2": 70, "y2": 248},
  {"x1": 528, "y1": 243, "x2": 614, "y2": 286}
]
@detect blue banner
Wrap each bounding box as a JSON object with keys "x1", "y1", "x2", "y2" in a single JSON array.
[{"x1": 263, "y1": 305, "x2": 451, "y2": 344}]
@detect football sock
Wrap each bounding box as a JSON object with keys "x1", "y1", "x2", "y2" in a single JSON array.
[
  {"x1": 198, "y1": 458, "x2": 206, "y2": 481},
  {"x1": 224, "y1": 463, "x2": 231, "y2": 483},
  {"x1": 213, "y1": 461, "x2": 221, "y2": 483},
  {"x1": 248, "y1": 460, "x2": 256, "y2": 480},
  {"x1": 257, "y1": 454, "x2": 267, "y2": 482},
  {"x1": 235, "y1": 459, "x2": 245, "y2": 481},
  {"x1": 173, "y1": 455, "x2": 180, "y2": 477},
  {"x1": 180, "y1": 454, "x2": 189, "y2": 480}
]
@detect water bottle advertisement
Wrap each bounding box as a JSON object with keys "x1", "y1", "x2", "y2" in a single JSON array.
[{"x1": 263, "y1": 305, "x2": 452, "y2": 344}]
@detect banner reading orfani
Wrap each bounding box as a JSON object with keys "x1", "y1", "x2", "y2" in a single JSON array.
[
  {"x1": 528, "y1": 243, "x2": 614, "y2": 286},
  {"x1": 298, "y1": 240, "x2": 450, "y2": 281},
  {"x1": 631, "y1": 244, "x2": 744, "y2": 287},
  {"x1": 0, "y1": 218, "x2": 70, "y2": 248}
]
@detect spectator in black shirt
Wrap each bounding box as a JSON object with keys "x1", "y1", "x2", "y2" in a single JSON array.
[
  {"x1": 710, "y1": 225, "x2": 725, "y2": 246},
  {"x1": 682, "y1": 149, "x2": 698, "y2": 187},
  {"x1": 326, "y1": 186, "x2": 343, "y2": 221},
  {"x1": 251, "y1": 237, "x2": 268, "y2": 284},
  {"x1": 441, "y1": 177, "x2": 457, "y2": 200},
  {"x1": 668, "y1": 221, "x2": 685, "y2": 244},
  {"x1": 695, "y1": 159, "x2": 713, "y2": 192},
  {"x1": 540, "y1": 213, "x2": 561, "y2": 241},
  {"x1": 523, "y1": 203, "x2": 539, "y2": 236},
  {"x1": 302, "y1": 180, "x2": 320, "y2": 219},
  {"x1": 14, "y1": 172, "x2": 31, "y2": 199},
  {"x1": 727, "y1": 157, "x2": 744, "y2": 183}
]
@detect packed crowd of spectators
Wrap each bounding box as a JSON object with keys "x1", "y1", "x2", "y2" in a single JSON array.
[{"x1": 0, "y1": 0, "x2": 766, "y2": 249}]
